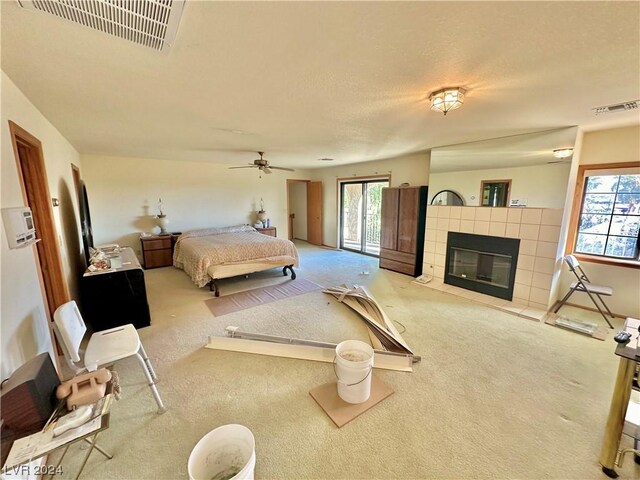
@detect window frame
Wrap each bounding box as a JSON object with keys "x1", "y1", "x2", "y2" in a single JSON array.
[{"x1": 566, "y1": 161, "x2": 640, "y2": 269}]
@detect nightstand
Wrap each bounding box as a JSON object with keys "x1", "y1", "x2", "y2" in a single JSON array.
[
  {"x1": 255, "y1": 227, "x2": 276, "y2": 237},
  {"x1": 140, "y1": 233, "x2": 181, "y2": 268}
]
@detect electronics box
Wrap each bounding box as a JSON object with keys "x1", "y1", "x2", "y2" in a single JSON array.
[{"x1": 1, "y1": 206, "x2": 37, "y2": 249}]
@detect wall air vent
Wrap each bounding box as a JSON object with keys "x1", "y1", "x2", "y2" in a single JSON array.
[
  {"x1": 592, "y1": 100, "x2": 640, "y2": 115},
  {"x1": 17, "y1": 0, "x2": 185, "y2": 52}
]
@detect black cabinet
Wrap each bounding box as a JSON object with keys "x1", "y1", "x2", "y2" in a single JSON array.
[{"x1": 81, "y1": 247, "x2": 151, "y2": 330}]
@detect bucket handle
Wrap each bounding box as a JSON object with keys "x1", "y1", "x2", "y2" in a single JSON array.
[{"x1": 333, "y1": 356, "x2": 372, "y2": 387}]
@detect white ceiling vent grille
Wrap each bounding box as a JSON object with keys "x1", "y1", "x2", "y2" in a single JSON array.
[
  {"x1": 17, "y1": 0, "x2": 185, "y2": 52},
  {"x1": 592, "y1": 100, "x2": 640, "y2": 115}
]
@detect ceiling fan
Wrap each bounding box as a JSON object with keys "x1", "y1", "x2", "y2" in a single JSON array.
[{"x1": 228, "y1": 152, "x2": 295, "y2": 174}]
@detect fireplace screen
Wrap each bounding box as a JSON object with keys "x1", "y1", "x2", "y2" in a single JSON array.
[
  {"x1": 449, "y1": 248, "x2": 512, "y2": 289},
  {"x1": 445, "y1": 232, "x2": 520, "y2": 301}
]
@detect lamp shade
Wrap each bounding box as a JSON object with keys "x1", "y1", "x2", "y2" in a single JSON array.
[{"x1": 429, "y1": 87, "x2": 466, "y2": 115}]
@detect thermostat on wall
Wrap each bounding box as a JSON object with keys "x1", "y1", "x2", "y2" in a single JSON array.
[{"x1": 509, "y1": 199, "x2": 528, "y2": 207}]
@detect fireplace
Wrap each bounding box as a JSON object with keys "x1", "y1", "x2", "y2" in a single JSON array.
[{"x1": 445, "y1": 232, "x2": 520, "y2": 301}]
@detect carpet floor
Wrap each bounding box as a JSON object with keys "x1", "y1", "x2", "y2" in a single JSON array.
[{"x1": 48, "y1": 241, "x2": 639, "y2": 479}]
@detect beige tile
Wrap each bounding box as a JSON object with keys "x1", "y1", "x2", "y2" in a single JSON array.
[
  {"x1": 427, "y1": 206, "x2": 439, "y2": 218},
  {"x1": 475, "y1": 208, "x2": 492, "y2": 222},
  {"x1": 461, "y1": 207, "x2": 476, "y2": 220},
  {"x1": 436, "y1": 229, "x2": 448, "y2": 243},
  {"x1": 541, "y1": 209, "x2": 564, "y2": 226},
  {"x1": 425, "y1": 228, "x2": 437, "y2": 242},
  {"x1": 424, "y1": 241, "x2": 436, "y2": 253},
  {"x1": 527, "y1": 301, "x2": 550, "y2": 312},
  {"x1": 519, "y1": 239, "x2": 537, "y2": 256},
  {"x1": 436, "y1": 217, "x2": 450, "y2": 231},
  {"x1": 435, "y1": 243, "x2": 446, "y2": 255},
  {"x1": 460, "y1": 220, "x2": 474, "y2": 233},
  {"x1": 520, "y1": 308, "x2": 547, "y2": 321},
  {"x1": 521, "y1": 208, "x2": 543, "y2": 225},
  {"x1": 490, "y1": 208, "x2": 508, "y2": 223},
  {"x1": 449, "y1": 206, "x2": 462, "y2": 219},
  {"x1": 539, "y1": 225, "x2": 561, "y2": 243},
  {"x1": 434, "y1": 265, "x2": 445, "y2": 279},
  {"x1": 515, "y1": 269, "x2": 533, "y2": 286},
  {"x1": 513, "y1": 283, "x2": 531, "y2": 302},
  {"x1": 499, "y1": 301, "x2": 527, "y2": 315},
  {"x1": 533, "y1": 257, "x2": 555, "y2": 274},
  {"x1": 449, "y1": 219, "x2": 461, "y2": 232},
  {"x1": 505, "y1": 223, "x2": 520, "y2": 238},
  {"x1": 517, "y1": 254, "x2": 535, "y2": 271},
  {"x1": 519, "y1": 224, "x2": 540, "y2": 240},
  {"x1": 531, "y1": 272, "x2": 552, "y2": 289},
  {"x1": 536, "y1": 241, "x2": 558, "y2": 259},
  {"x1": 435, "y1": 254, "x2": 446, "y2": 267},
  {"x1": 529, "y1": 286, "x2": 551, "y2": 305},
  {"x1": 475, "y1": 293, "x2": 497, "y2": 305},
  {"x1": 422, "y1": 252, "x2": 435, "y2": 267},
  {"x1": 474, "y1": 221, "x2": 490, "y2": 235},
  {"x1": 426, "y1": 279, "x2": 445, "y2": 290},
  {"x1": 507, "y1": 208, "x2": 523, "y2": 224},
  {"x1": 485, "y1": 297, "x2": 508, "y2": 308},
  {"x1": 489, "y1": 222, "x2": 506, "y2": 237},
  {"x1": 437, "y1": 206, "x2": 451, "y2": 218}
]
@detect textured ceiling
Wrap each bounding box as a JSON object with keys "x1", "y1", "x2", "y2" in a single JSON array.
[{"x1": 1, "y1": 1, "x2": 639, "y2": 170}]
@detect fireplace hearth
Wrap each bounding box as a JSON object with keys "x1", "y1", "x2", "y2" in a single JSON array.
[{"x1": 445, "y1": 232, "x2": 520, "y2": 301}]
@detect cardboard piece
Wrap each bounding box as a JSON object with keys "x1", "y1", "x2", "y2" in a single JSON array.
[{"x1": 309, "y1": 376, "x2": 394, "y2": 428}]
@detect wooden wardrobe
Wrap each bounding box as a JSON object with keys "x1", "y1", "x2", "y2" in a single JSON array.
[{"x1": 379, "y1": 185, "x2": 428, "y2": 277}]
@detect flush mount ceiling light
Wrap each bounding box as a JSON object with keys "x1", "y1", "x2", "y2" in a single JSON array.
[
  {"x1": 429, "y1": 87, "x2": 466, "y2": 115},
  {"x1": 553, "y1": 148, "x2": 574, "y2": 159}
]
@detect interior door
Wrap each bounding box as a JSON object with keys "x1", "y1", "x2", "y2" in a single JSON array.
[{"x1": 307, "y1": 181, "x2": 323, "y2": 245}]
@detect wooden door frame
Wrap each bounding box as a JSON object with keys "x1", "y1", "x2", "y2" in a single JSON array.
[
  {"x1": 9, "y1": 120, "x2": 69, "y2": 372},
  {"x1": 480, "y1": 179, "x2": 511, "y2": 207},
  {"x1": 286, "y1": 179, "x2": 311, "y2": 241}
]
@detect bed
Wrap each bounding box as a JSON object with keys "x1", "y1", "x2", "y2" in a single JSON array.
[{"x1": 173, "y1": 225, "x2": 299, "y2": 297}]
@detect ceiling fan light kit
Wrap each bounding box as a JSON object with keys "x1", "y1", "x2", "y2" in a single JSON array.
[
  {"x1": 429, "y1": 87, "x2": 466, "y2": 115},
  {"x1": 228, "y1": 152, "x2": 295, "y2": 174},
  {"x1": 552, "y1": 148, "x2": 574, "y2": 159}
]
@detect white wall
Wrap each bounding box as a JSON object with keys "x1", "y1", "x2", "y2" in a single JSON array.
[
  {"x1": 428, "y1": 163, "x2": 571, "y2": 208},
  {"x1": 81, "y1": 155, "x2": 311, "y2": 260},
  {"x1": 1, "y1": 71, "x2": 83, "y2": 380},
  {"x1": 309, "y1": 153, "x2": 430, "y2": 247},
  {"x1": 557, "y1": 125, "x2": 640, "y2": 318},
  {"x1": 289, "y1": 181, "x2": 308, "y2": 240}
]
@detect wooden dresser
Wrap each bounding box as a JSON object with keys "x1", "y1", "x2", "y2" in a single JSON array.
[
  {"x1": 379, "y1": 186, "x2": 428, "y2": 277},
  {"x1": 140, "y1": 233, "x2": 181, "y2": 268},
  {"x1": 256, "y1": 227, "x2": 276, "y2": 237}
]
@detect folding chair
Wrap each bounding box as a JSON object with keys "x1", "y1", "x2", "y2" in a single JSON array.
[
  {"x1": 554, "y1": 255, "x2": 615, "y2": 329},
  {"x1": 53, "y1": 300, "x2": 166, "y2": 413}
]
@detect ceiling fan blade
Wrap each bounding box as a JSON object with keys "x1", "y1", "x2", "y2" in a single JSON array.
[
  {"x1": 228, "y1": 165, "x2": 256, "y2": 169},
  {"x1": 262, "y1": 167, "x2": 272, "y2": 174},
  {"x1": 268, "y1": 166, "x2": 296, "y2": 172}
]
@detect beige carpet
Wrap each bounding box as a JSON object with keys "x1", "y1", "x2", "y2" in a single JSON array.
[
  {"x1": 47, "y1": 241, "x2": 639, "y2": 479},
  {"x1": 204, "y1": 278, "x2": 323, "y2": 316}
]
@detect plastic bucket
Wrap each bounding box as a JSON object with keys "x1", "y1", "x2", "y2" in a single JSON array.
[
  {"x1": 335, "y1": 340, "x2": 374, "y2": 404},
  {"x1": 188, "y1": 424, "x2": 256, "y2": 480}
]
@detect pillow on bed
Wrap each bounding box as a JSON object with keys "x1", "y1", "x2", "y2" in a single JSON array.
[{"x1": 180, "y1": 224, "x2": 256, "y2": 240}]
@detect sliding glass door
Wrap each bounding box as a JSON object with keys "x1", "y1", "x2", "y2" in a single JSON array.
[{"x1": 340, "y1": 179, "x2": 389, "y2": 256}]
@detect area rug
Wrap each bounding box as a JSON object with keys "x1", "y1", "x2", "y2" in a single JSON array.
[{"x1": 204, "y1": 278, "x2": 323, "y2": 316}]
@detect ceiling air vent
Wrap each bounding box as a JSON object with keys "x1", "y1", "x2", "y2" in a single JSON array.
[
  {"x1": 592, "y1": 100, "x2": 640, "y2": 115},
  {"x1": 17, "y1": 0, "x2": 185, "y2": 52}
]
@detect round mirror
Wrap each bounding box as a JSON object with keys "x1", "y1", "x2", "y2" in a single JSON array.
[{"x1": 430, "y1": 190, "x2": 465, "y2": 206}]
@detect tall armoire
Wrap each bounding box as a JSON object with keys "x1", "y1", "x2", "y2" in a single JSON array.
[{"x1": 379, "y1": 185, "x2": 428, "y2": 276}]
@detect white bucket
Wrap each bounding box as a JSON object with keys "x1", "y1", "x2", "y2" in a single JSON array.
[
  {"x1": 335, "y1": 340, "x2": 374, "y2": 404},
  {"x1": 188, "y1": 424, "x2": 256, "y2": 480}
]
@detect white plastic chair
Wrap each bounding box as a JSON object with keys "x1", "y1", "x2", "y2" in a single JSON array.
[
  {"x1": 53, "y1": 300, "x2": 166, "y2": 413},
  {"x1": 553, "y1": 255, "x2": 615, "y2": 329}
]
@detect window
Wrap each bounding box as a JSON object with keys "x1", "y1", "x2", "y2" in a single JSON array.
[
  {"x1": 571, "y1": 164, "x2": 640, "y2": 263},
  {"x1": 480, "y1": 180, "x2": 511, "y2": 207}
]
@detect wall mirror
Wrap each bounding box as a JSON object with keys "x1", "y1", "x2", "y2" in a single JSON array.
[
  {"x1": 430, "y1": 189, "x2": 465, "y2": 206},
  {"x1": 481, "y1": 180, "x2": 511, "y2": 207},
  {"x1": 428, "y1": 127, "x2": 578, "y2": 208}
]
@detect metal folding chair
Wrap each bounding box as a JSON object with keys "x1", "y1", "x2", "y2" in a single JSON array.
[{"x1": 554, "y1": 254, "x2": 615, "y2": 329}]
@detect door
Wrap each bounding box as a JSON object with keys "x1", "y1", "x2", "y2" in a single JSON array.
[
  {"x1": 340, "y1": 179, "x2": 389, "y2": 255},
  {"x1": 307, "y1": 181, "x2": 323, "y2": 245}
]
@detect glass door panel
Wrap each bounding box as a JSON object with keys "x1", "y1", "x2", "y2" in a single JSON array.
[
  {"x1": 363, "y1": 181, "x2": 387, "y2": 254},
  {"x1": 340, "y1": 179, "x2": 389, "y2": 256},
  {"x1": 341, "y1": 183, "x2": 363, "y2": 252}
]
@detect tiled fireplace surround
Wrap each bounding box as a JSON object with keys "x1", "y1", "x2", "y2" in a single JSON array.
[{"x1": 423, "y1": 206, "x2": 564, "y2": 316}]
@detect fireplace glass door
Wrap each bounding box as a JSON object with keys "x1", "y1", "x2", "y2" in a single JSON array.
[{"x1": 449, "y1": 248, "x2": 512, "y2": 289}]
